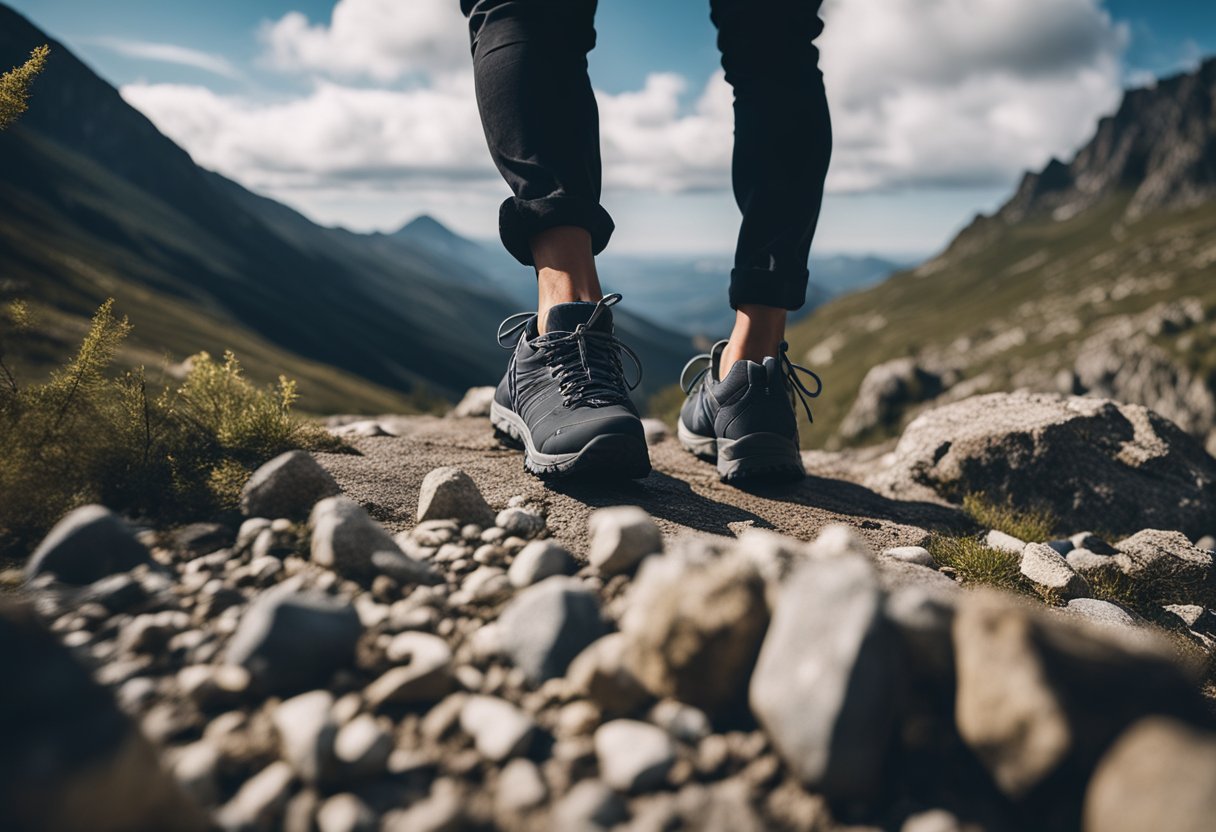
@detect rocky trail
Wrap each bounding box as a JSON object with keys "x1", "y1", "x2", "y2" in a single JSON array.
[{"x1": 4, "y1": 390, "x2": 1216, "y2": 832}]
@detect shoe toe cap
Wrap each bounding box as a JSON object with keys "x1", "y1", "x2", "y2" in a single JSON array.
[{"x1": 538, "y1": 409, "x2": 644, "y2": 455}]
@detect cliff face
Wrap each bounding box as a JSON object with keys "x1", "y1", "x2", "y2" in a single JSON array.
[{"x1": 1001, "y1": 58, "x2": 1216, "y2": 224}]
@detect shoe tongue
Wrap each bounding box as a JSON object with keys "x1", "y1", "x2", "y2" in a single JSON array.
[{"x1": 544, "y1": 301, "x2": 612, "y2": 335}]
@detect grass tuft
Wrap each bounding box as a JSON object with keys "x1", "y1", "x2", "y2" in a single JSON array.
[
  {"x1": 962, "y1": 492, "x2": 1057, "y2": 542},
  {"x1": 928, "y1": 534, "x2": 1030, "y2": 595},
  {"x1": 0, "y1": 299, "x2": 344, "y2": 560}
]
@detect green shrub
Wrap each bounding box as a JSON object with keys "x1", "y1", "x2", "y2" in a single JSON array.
[
  {"x1": 0, "y1": 299, "x2": 344, "y2": 560},
  {"x1": 962, "y1": 492, "x2": 1057, "y2": 542},
  {"x1": 0, "y1": 45, "x2": 48, "y2": 131}
]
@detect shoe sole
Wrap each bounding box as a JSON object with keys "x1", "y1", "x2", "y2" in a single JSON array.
[
  {"x1": 678, "y1": 422, "x2": 804, "y2": 483},
  {"x1": 491, "y1": 401, "x2": 651, "y2": 479}
]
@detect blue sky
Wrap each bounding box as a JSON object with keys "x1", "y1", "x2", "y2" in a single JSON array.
[{"x1": 9, "y1": 0, "x2": 1215, "y2": 258}]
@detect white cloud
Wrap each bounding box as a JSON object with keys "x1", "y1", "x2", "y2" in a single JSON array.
[
  {"x1": 91, "y1": 38, "x2": 243, "y2": 80},
  {"x1": 259, "y1": 0, "x2": 469, "y2": 82},
  {"x1": 121, "y1": 0, "x2": 1130, "y2": 235}
]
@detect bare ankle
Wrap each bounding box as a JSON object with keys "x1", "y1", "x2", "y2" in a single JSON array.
[
  {"x1": 531, "y1": 227, "x2": 602, "y2": 332},
  {"x1": 721, "y1": 305, "x2": 787, "y2": 376}
]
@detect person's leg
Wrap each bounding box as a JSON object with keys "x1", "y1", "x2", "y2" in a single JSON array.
[
  {"x1": 461, "y1": 0, "x2": 608, "y2": 332},
  {"x1": 710, "y1": 0, "x2": 831, "y2": 374}
]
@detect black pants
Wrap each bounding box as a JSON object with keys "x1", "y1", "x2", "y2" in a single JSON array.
[{"x1": 461, "y1": 0, "x2": 831, "y2": 311}]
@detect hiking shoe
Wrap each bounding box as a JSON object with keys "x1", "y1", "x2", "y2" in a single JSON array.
[
  {"x1": 491, "y1": 293, "x2": 651, "y2": 479},
  {"x1": 677, "y1": 340, "x2": 822, "y2": 483}
]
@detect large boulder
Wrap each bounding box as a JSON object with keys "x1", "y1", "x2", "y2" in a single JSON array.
[
  {"x1": 838, "y1": 357, "x2": 944, "y2": 442},
  {"x1": 240, "y1": 450, "x2": 341, "y2": 520},
  {"x1": 869, "y1": 392, "x2": 1216, "y2": 537},
  {"x1": 0, "y1": 601, "x2": 208, "y2": 831}
]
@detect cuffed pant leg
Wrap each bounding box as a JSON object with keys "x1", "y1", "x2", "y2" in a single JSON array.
[
  {"x1": 711, "y1": 0, "x2": 832, "y2": 311},
  {"x1": 462, "y1": 0, "x2": 613, "y2": 266}
]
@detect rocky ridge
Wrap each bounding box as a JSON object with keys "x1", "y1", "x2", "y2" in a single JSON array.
[{"x1": 3, "y1": 390, "x2": 1216, "y2": 832}]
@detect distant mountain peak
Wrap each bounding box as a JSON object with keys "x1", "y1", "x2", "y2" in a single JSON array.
[
  {"x1": 393, "y1": 213, "x2": 456, "y2": 239},
  {"x1": 1000, "y1": 56, "x2": 1216, "y2": 225}
]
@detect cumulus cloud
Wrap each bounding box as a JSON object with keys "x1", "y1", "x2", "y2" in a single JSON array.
[
  {"x1": 259, "y1": 0, "x2": 469, "y2": 82},
  {"x1": 122, "y1": 0, "x2": 1129, "y2": 226}
]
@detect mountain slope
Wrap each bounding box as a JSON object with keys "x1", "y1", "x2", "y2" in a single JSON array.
[{"x1": 787, "y1": 58, "x2": 1216, "y2": 452}]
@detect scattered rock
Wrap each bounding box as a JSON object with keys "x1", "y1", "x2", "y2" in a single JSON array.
[
  {"x1": 365, "y1": 633, "x2": 454, "y2": 706},
  {"x1": 1064, "y1": 598, "x2": 1139, "y2": 630},
  {"x1": 620, "y1": 549, "x2": 768, "y2": 717},
  {"x1": 649, "y1": 700, "x2": 712, "y2": 744},
  {"x1": 25, "y1": 505, "x2": 150, "y2": 585},
  {"x1": 750, "y1": 552, "x2": 898, "y2": 801},
  {"x1": 508, "y1": 540, "x2": 577, "y2": 587},
  {"x1": 953, "y1": 589, "x2": 1204, "y2": 800},
  {"x1": 495, "y1": 758, "x2": 548, "y2": 814},
  {"x1": 459, "y1": 696, "x2": 536, "y2": 762},
  {"x1": 567, "y1": 633, "x2": 652, "y2": 717},
  {"x1": 311, "y1": 496, "x2": 436, "y2": 584},
  {"x1": 986, "y1": 530, "x2": 1027, "y2": 554},
  {"x1": 1084, "y1": 717, "x2": 1216, "y2": 832},
  {"x1": 1066, "y1": 548, "x2": 1119, "y2": 573},
  {"x1": 453, "y1": 386, "x2": 496, "y2": 418},
  {"x1": 869, "y1": 392, "x2": 1216, "y2": 538},
  {"x1": 1070, "y1": 532, "x2": 1117, "y2": 554},
  {"x1": 172, "y1": 522, "x2": 233, "y2": 557},
  {"x1": 316, "y1": 793, "x2": 376, "y2": 832},
  {"x1": 1113, "y1": 529, "x2": 1214, "y2": 595},
  {"x1": 594, "y1": 719, "x2": 677, "y2": 793},
  {"x1": 838, "y1": 357, "x2": 943, "y2": 442},
  {"x1": 416, "y1": 467, "x2": 495, "y2": 526},
  {"x1": 215, "y1": 760, "x2": 295, "y2": 831},
  {"x1": 1020, "y1": 542, "x2": 1090, "y2": 598},
  {"x1": 171, "y1": 741, "x2": 221, "y2": 806},
  {"x1": 498, "y1": 577, "x2": 606, "y2": 683},
  {"x1": 1163, "y1": 603, "x2": 1212, "y2": 630},
  {"x1": 241, "y1": 450, "x2": 341, "y2": 520},
  {"x1": 226, "y1": 588, "x2": 362, "y2": 695},
  {"x1": 641, "y1": 418, "x2": 669, "y2": 445},
  {"x1": 587, "y1": 506, "x2": 663, "y2": 576},
  {"x1": 370, "y1": 549, "x2": 440, "y2": 587},
  {"x1": 274, "y1": 690, "x2": 337, "y2": 785},
  {"x1": 333, "y1": 714, "x2": 392, "y2": 779},
  {"x1": 551, "y1": 779, "x2": 628, "y2": 830},
  {"x1": 881, "y1": 546, "x2": 937, "y2": 568},
  {"x1": 495, "y1": 507, "x2": 545, "y2": 539},
  {"x1": 1196, "y1": 534, "x2": 1215, "y2": 552},
  {"x1": 80, "y1": 573, "x2": 147, "y2": 612}
]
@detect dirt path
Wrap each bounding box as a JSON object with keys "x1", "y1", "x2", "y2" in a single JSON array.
[{"x1": 317, "y1": 415, "x2": 970, "y2": 557}]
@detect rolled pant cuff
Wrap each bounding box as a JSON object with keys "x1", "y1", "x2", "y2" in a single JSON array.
[
  {"x1": 729, "y1": 267, "x2": 809, "y2": 311},
  {"x1": 499, "y1": 196, "x2": 615, "y2": 267}
]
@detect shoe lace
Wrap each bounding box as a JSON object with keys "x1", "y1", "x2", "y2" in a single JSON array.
[
  {"x1": 679, "y1": 340, "x2": 824, "y2": 422},
  {"x1": 496, "y1": 293, "x2": 642, "y2": 408}
]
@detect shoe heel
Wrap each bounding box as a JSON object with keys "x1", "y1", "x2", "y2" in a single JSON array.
[
  {"x1": 716, "y1": 432, "x2": 804, "y2": 483},
  {"x1": 677, "y1": 421, "x2": 718, "y2": 461}
]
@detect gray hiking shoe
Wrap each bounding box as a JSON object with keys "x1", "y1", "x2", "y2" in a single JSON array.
[
  {"x1": 491, "y1": 293, "x2": 650, "y2": 479},
  {"x1": 677, "y1": 340, "x2": 822, "y2": 483}
]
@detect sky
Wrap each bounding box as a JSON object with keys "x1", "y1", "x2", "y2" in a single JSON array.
[{"x1": 8, "y1": 0, "x2": 1215, "y2": 258}]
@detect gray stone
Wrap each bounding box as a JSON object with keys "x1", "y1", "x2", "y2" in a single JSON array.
[
  {"x1": 171, "y1": 740, "x2": 221, "y2": 806},
  {"x1": 880, "y1": 546, "x2": 937, "y2": 568},
  {"x1": 1163, "y1": 603, "x2": 1214, "y2": 630},
  {"x1": 172, "y1": 522, "x2": 233, "y2": 557},
  {"x1": 641, "y1": 418, "x2": 669, "y2": 445},
  {"x1": 621, "y1": 549, "x2": 768, "y2": 717},
  {"x1": 587, "y1": 506, "x2": 662, "y2": 575},
  {"x1": 452, "y1": 386, "x2": 496, "y2": 418},
  {"x1": 595, "y1": 719, "x2": 676, "y2": 793},
  {"x1": 986, "y1": 530, "x2": 1027, "y2": 555},
  {"x1": 1113, "y1": 529, "x2": 1214, "y2": 592},
  {"x1": 237, "y1": 518, "x2": 273, "y2": 552},
  {"x1": 902, "y1": 809, "x2": 964, "y2": 832},
  {"x1": 1084, "y1": 717, "x2": 1216, "y2": 832},
  {"x1": 552, "y1": 780, "x2": 628, "y2": 830},
  {"x1": 241, "y1": 450, "x2": 340, "y2": 520},
  {"x1": 1020, "y1": 542, "x2": 1090, "y2": 598},
  {"x1": 370, "y1": 549, "x2": 440, "y2": 586},
  {"x1": 1046, "y1": 539, "x2": 1075, "y2": 556},
  {"x1": 508, "y1": 540, "x2": 577, "y2": 587},
  {"x1": 1067, "y1": 548, "x2": 1120, "y2": 573},
  {"x1": 381, "y1": 778, "x2": 465, "y2": 832},
  {"x1": 1196, "y1": 534, "x2": 1215, "y2": 552},
  {"x1": 498, "y1": 577, "x2": 606, "y2": 683},
  {"x1": 215, "y1": 761, "x2": 295, "y2": 831},
  {"x1": 874, "y1": 556, "x2": 961, "y2": 596},
  {"x1": 1071, "y1": 532, "x2": 1118, "y2": 554},
  {"x1": 333, "y1": 714, "x2": 392, "y2": 779},
  {"x1": 495, "y1": 507, "x2": 545, "y2": 539},
  {"x1": 459, "y1": 696, "x2": 536, "y2": 762},
  {"x1": 649, "y1": 700, "x2": 711, "y2": 744},
  {"x1": 25, "y1": 505, "x2": 150, "y2": 585},
  {"x1": 1064, "y1": 598, "x2": 1139, "y2": 629},
  {"x1": 954, "y1": 589, "x2": 1203, "y2": 800},
  {"x1": 316, "y1": 793, "x2": 376, "y2": 832},
  {"x1": 274, "y1": 690, "x2": 337, "y2": 785},
  {"x1": 838, "y1": 356, "x2": 943, "y2": 442},
  {"x1": 867, "y1": 392, "x2": 1216, "y2": 539},
  {"x1": 311, "y1": 496, "x2": 436, "y2": 584},
  {"x1": 226, "y1": 587, "x2": 361, "y2": 695},
  {"x1": 495, "y1": 758, "x2": 548, "y2": 813},
  {"x1": 416, "y1": 467, "x2": 495, "y2": 526},
  {"x1": 366, "y1": 633, "x2": 453, "y2": 706},
  {"x1": 567, "y1": 633, "x2": 651, "y2": 717},
  {"x1": 79, "y1": 573, "x2": 146, "y2": 612},
  {"x1": 749, "y1": 554, "x2": 898, "y2": 801}
]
